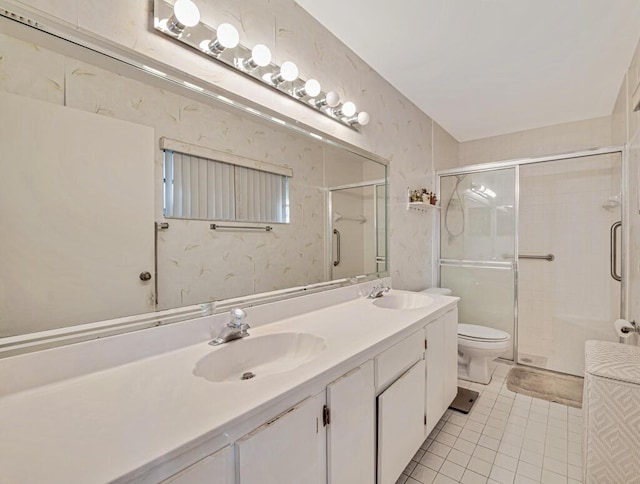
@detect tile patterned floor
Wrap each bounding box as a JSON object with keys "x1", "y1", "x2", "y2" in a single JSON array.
[{"x1": 396, "y1": 362, "x2": 584, "y2": 484}]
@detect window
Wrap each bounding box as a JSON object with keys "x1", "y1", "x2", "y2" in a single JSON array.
[{"x1": 162, "y1": 138, "x2": 290, "y2": 223}]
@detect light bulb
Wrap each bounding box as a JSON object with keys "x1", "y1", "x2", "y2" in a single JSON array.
[
  {"x1": 357, "y1": 112, "x2": 370, "y2": 125},
  {"x1": 280, "y1": 62, "x2": 299, "y2": 82},
  {"x1": 294, "y1": 78, "x2": 322, "y2": 98},
  {"x1": 303, "y1": 79, "x2": 321, "y2": 97},
  {"x1": 270, "y1": 61, "x2": 299, "y2": 85},
  {"x1": 315, "y1": 91, "x2": 340, "y2": 108},
  {"x1": 217, "y1": 23, "x2": 239, "y2": 48},
  {"x1": 346, "y1": 111, "x2": 370, "y2": 126},
  {"x1": 333, "y1": 101, "x2": 356, "y2": 117},
  {"x1": 201, "y1": 23, "x2": 239, "y2": 54},
  {"x1": 166, "y1": 0, "x2": 200, "y2": 34},
  {"x1": 325, "y1": 91, "x2": 340, "y2": 108},
  {"x1": 174, "y1": 0, "x2": 200, "y2": 26},
  {"x1": 244, "y1": 44, "x2": 272, "y2": 69}
]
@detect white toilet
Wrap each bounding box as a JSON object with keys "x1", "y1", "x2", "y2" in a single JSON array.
[{"x1": 423, "y1": 288, "x2": 511, "y2": 384}]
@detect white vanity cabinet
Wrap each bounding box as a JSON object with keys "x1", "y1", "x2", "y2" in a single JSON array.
[
  {"x1": 152, "y1": 307, "x2": 458, "y2": 484},
  {"x1": 425, "y1": 308, "x2": 458, "y2": 436},
  {"x1": 375, "y1": 330, "x2": 427, "y2": 484},
  {"x1": 236, "y1": 361, "x2": 376, "y2": 484},
  {"x1": 163, "y1": 446, "x2": 234, "y2": 484},
  {"x1": 326, "y1": 360, "x2": 376, "y2": 484},
  {"x1": 166, "y1": 309, "x2": 458, "y2": 484},
  {"x1": 377, "y1": 359, "x2": 427, "y2": 484},
  {"x1": 236, "y1": 395, "x2": 324, "y2": 484}
]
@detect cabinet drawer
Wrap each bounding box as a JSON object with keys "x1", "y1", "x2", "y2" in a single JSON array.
[{"x1": 375, "y1": 330, "x2": 424, "y2": 391}]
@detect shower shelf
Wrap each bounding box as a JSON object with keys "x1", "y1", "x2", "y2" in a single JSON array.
[{"x1": 407, "y1": 202, "x2": 440, "y2": 212}]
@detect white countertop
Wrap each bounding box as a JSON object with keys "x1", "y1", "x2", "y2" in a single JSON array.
[{"x1": 0, "y1": 290, "x2": 457, "y2": 483}]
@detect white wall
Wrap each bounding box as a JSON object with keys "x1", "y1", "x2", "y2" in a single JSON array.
[{"x1": 5, "y1": 0, "x2": 460, "y2": 291}]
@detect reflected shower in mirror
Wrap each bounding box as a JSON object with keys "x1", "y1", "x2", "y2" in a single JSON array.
[
  {"x1": 330, "y1": 182, "x2": 387, "y2": 279},
  {"x1": 0, "y1": 16, "x2": 388, "y2": 339}
]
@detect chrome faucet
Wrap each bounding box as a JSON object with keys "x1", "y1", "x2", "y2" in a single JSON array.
[
  {"x1": 367, "y1": 283, "x2": 390, "y2": 299},
  {"x1": 209, "y1": 308, "x2": 250, "y2": 346}
]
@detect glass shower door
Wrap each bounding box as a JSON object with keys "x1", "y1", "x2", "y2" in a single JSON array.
[
  {"x1": 439, "y1": 168, "x2": 516, "y2": 359},
  {"x1": 518, "y1": 153, "x2": 622, "y2": 376}
]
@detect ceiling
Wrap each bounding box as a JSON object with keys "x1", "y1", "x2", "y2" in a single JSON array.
[{"x1": 295, "y1": 0, "x2": 640, "y2": 142}]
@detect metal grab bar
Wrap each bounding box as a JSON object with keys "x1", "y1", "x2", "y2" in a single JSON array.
[
  {"x1": 210, "y1": 224, "x2": 272, "y2": 232},
  {"x1": 519, "y1": 254, "x2": 555, "y2": 261},
  {"x1": 610, "y1": 221, "x2": 622, "y2": 282},
  {"x1": 333, "y1": 229, "x2": 341, "y2": 267}
]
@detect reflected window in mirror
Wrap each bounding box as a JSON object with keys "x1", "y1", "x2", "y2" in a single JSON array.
[{"x1": 163, "y1": 149, "x2": 290, "y2": 223}]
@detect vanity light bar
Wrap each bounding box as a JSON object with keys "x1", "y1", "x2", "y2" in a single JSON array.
[{"x1": 152, "y1": 0, "x2": 369, "y2": 129}]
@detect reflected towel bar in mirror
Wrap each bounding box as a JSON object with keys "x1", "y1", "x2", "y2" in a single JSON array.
[
  {"x1": 519, "y1": 254, "x2": 555, "y2": 261},
  {"x1": 210, "y1": 224, "x2": 273, "y2": 232}
]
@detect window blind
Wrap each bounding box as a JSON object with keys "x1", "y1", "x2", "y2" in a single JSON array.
[{"x1": 163, "y1": 150, "x2": 289, "y2": 223}]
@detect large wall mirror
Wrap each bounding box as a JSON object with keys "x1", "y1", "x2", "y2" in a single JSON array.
[{"x1": 0, "y1": 14, "x2": 388, "y2": 341}]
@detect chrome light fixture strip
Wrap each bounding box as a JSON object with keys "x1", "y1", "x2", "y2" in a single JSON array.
[{"x1": 153, "y1": 0, "x2": 370, "y2": 130}]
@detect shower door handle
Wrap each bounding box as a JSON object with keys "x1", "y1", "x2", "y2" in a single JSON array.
[
  {"x1": 610, "y1": 221, "x2": 622, "y2": 282},
  {"x1": 333, "y1": 229, "x2": 341, "y2": 267}
]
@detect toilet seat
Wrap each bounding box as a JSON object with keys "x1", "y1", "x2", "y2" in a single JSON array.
[{"x1": 458, "y1": 323, "x2": 510, "y2": 342}]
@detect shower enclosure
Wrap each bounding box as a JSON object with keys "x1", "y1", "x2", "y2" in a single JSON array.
[{"x1": 438, "y1": 149, "x2": 623, "y2": 376}]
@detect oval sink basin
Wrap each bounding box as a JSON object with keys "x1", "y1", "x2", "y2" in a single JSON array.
[
  {"x1": 194, "y1": 332, "x2": 326, "y2": 382},
  {"x1": 372, "y1": 293, "x2": 434, "y2": 310}
]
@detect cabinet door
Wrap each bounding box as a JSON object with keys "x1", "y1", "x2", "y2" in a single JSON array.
[
  {"x1": 443, "y1": 308, "x2": 459, "y2": 407},
  {"x1": 236, "y1": 397, "x2": 321, "y2": 484},
  {"x1": 377, "y1": 359, "x2": 426, "y2": 484},
  {"x1": 163, "y1": 446, "x2": 233, "y2": 484},
  {"x1": 327, "y1": 360, "x2": 375, "y2": 484},
  {"x1": 425, "y1": 319, "x2": 445, "y2": 436}
]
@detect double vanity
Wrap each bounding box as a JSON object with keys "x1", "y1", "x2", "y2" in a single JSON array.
[{"x1": 0, "y1": 284, "x2": 458, "y2": 484}]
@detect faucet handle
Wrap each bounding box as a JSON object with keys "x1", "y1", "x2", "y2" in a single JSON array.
[{"x1": 229, "y1": 307, "x2": 247, "y2": 327}]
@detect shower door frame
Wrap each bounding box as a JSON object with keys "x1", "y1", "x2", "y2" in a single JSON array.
[{"x1": 436, "y1": 145, "x2": 628, "y2": 366}]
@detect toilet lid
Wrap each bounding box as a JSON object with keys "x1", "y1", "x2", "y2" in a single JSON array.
[{"x1": 458, "y1": 324, "x2": 510, "y2": 342}]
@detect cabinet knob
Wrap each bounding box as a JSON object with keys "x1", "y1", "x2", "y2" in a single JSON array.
[{"x1": 139, "y1": 271, "x2": 152, "y2": 281}]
